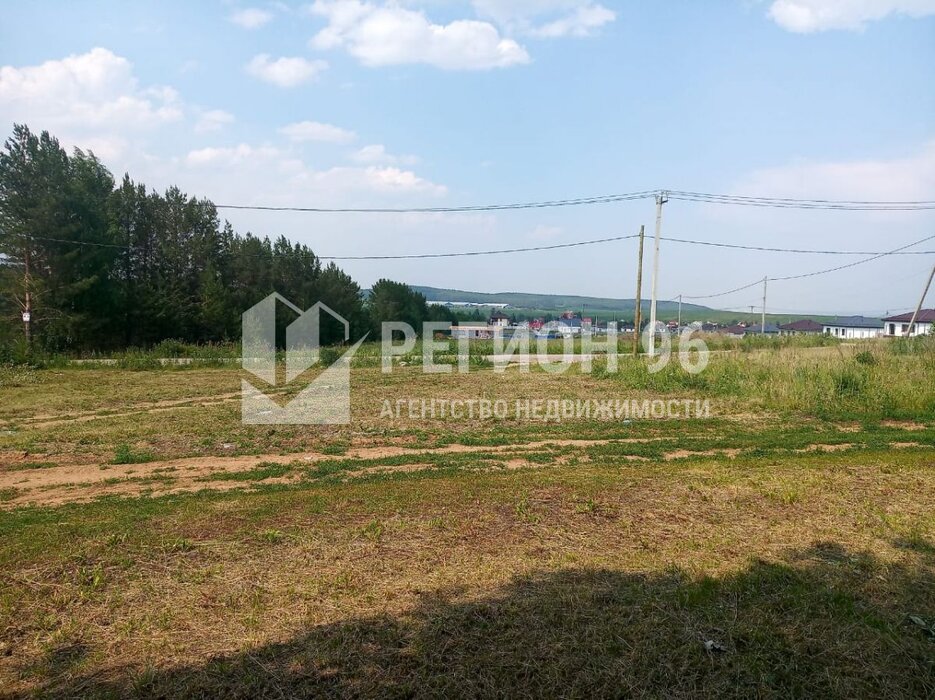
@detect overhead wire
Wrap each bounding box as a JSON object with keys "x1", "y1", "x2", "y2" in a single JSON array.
[
  {"x1": 667, "y1": 190, "x2": 935, "y2": 211},
  {"x1": 205, "y1": 189, "x2": 935, "y2": 214},
  {"x1": 679, "y1": 233, "x2": 935, "y2": 301}
]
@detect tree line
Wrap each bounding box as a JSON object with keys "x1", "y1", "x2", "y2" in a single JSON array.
[{"x1": 0, "y1": 125, "x2": 470, "y2": 356}]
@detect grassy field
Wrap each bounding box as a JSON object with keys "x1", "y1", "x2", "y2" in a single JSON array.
[{"x1": 0, "y1": 337, "x2": 933, "y2": 697}]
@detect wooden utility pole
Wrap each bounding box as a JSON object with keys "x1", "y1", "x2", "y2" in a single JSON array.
[
  {"x1": 648, "y1": 192, "x2": 667, "y2": 357},
  {"x1": 633, "y1": 225, "x2": 645, "y2": 356},
  {"x1": 22, "y1": 244, "x2": 32, "y2": 350},
  {"x1": 760, "y1": 276, "x2": 768, "y2": 335},
  {"x1": 905, "y1": 263, "x2": 935, "y2": 336},
  {"x1": 677, "y1": 294, "x2": 682, "y2": 328}
]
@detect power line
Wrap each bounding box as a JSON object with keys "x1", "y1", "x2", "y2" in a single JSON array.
[
  {"x1": 15, "y1": 231, "x2": 935, "y2": 260},
  {"x1": 683, "y1": 278, "x2": 764, "y2": 300},
  {"x1": 681, "y1": 233, "x2": 935, "y2": 299},
  {"x1": 667, "y1": 190, "x2": 935, "y2": 211},
  {"x1": 317, "y1": 234, "x2": 639, "y2": 259},
  {"x1": 12, "y1": 232, "x2": 640, "y2": 258},
  {"x1": 13, "y1": 235, "x2": 131, "y2": 249},
  {"x1": 770, "y1": 234, "x2": 935, "y2": 281},
  {"x1": 209, "y1": 189, "x2": 935, "y2": 214},
  {"x1": 661, "y1": 236, "x2": 934, "y2": 255},
  {"x1": 214, "y1": 190, "x2": 658, "y2": 214}
]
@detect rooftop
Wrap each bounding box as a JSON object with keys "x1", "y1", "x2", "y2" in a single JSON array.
[
  {"x1": 778, "y1": 319, "x2": 823, "y2": 332},
  {"x1": 823, "y1": 316, "x2": 882, "y2": 329},
  {"x1": 882, "y1": 309, "x2": 935, "y2": 323}
]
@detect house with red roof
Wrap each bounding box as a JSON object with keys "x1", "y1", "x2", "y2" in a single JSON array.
[
  {"x1": 882, "y1": 309, "x2": 934, "y2": 337},
  {"x1": 778, "y1": 319, "x2": 823, "y2": 336}
]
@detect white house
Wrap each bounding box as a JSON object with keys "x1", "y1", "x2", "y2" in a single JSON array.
[
  {"x1": 488, "y1": 312, "x2": 510, "y2": 328},
  {"x1": 451, "y1": 324, "x2": 493, "y2": 339},
  {"x1": 882, "y1": 310, "x2": 934, "y2": 337},
  {"x1": 822, "y1": 316, "x2": 883, "y2": 339}
]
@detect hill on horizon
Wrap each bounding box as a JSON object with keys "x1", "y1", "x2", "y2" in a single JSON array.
[
  {"x1": 408, "y1": 285, "x2": 828, "y2": 325},
  {"x1": 411, "y1": 285, "x2": 707, "y2": 314}
]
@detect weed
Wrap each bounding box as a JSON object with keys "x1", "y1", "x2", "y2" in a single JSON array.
[
  {"x1": 574, "y1": 499, "x2": 598, "y2": 514},
  {"x1": 514, "y1": 493, "x2": 539, "y2": 523},
  {"x1": 258, "y1": 529, "x2": 285, "y2": 544},
  {"x1": 161, "y1": 537, "x2": 195, "y2": 553},
  {"x1": 0, "y1": 488, "x2": 18, "y2": 502},
  {"x1": 112, "y1": 444, "x2": 155, "y2": 465},
  {"x1": 361, "y1": 519, "x2": 383, "y2": 541},
  {"x1": 201, "y1": 463, "x2": 293, "y2": 482}
]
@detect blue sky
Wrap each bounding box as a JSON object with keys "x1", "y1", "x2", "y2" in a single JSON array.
[{"x1": 1, "y1": 1, "x2": 933, "y2": 315}]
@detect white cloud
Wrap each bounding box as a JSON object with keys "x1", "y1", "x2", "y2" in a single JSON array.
[
  {"x1": 767, "y1": 0, "x2": 935, "y2": 32},
  {"x1": 195, "y1": 109, "x2": 235, "y2": 133},
  {"x1": 186, "y1": 143, "x2": 283, "y2": 167},
  {"x1": 528, "y1": 4, "x2": 615, "y2": 38},
  {"x1": 245, "y1": 54, "x2": 328, "y2": 87},
  {"x1": 183, "y1": 142, "x2": 446, "y2": 196},
  {"x1": 313, "y1": 165, "x2": 447, "y2": 195},
  {"x1": 472, "y1": 0, "x2": 615, "y2": 37},
  {"x1": 351, "y1": 143, "x2": 417, "y2": 165},
  {"x1": 308, "y1": 0, "x2": 530, "y2": 69},
  {"x1": 229, "y1": 7, "x2": 274, "y2": 29},
  {"x1": 280, "y1": 120, "x2": 356, "y2": 143},
  {"x1": 0, "y1": 47, "x2": 183, "y2": 133},
  {"x1": 731, "y1": 141, "x2": 935, "y2": 201}
]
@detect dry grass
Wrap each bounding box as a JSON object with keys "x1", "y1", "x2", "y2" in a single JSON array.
[
  {"x1": 0, "y1": 339, "x2": 933, "y2": 697},
  {"x1": 0, "y1": 449, "x2": 934, "y2": 697}
]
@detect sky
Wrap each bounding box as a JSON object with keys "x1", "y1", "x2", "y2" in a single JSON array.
[{"x1": 1, "y1": 0, "x2": 933, "y2": 316}]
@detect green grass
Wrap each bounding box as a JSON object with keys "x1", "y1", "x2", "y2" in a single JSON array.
[
  {"x1": 0, "y1": 336, "x2": 932, "y2": 696},
  {"x1": 0, "y1": 448, "x2": 934, "y2": 697},
  {"x1": 111, "y1": 444, "x2": 156, "y2": 465},
  {"x1": 199, "y1": 462, "x2": 294, "y2": 482}
]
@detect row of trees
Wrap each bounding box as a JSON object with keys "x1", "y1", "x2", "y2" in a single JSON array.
[{"x1": 0, "y1": 125, "x2": 461, "y2": 353}]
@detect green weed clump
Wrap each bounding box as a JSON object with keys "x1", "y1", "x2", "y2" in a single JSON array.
[
  {"x1": 590, "y1": 337, "x2": 933, "y2": 422},
  {"x1": 112, "y1": 444, "x2": 156, "y2": 465}
]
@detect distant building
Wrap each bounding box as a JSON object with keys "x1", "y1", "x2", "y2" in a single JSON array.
[
  {"x1": 822, "y1": 316, "x2": 882, "y2": 339},
  {"x1": 882, "y1": 309, "x2": 935, "y2": 337},
  {"x1": 488, "y1": 312, "x2": 510, "y2": 328},
  {"x1": 451, "y1": 324, "x2": 493, "y2": 339},
  {"x1": 742, "y1": 323, "x2": 780, "y2": 336},
  {"x1": 718, "y1": 323, "x2": 779, "y2": 337},
  {"x1": 719, "y1": 324, "x2": 747, "y2": 338},
  {"x1": 778, "y1": 319, "x2": 824, "y2": 336}
]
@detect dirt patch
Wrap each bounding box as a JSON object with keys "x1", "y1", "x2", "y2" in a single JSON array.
[
  {"x1": 882, "y1": 420, "x2": 928, "y2": 431},
  {"x1": 801, "y1": 443, "x2": 854, "y2": 453},
  {"x1": 342, "y1": 463, "x2": 437, "y2": 479},
  {"x1": 664, "y1": 448, "x2": 741, "y2": 461},
  {"x1": 0, "y1": 439, "x2": 655, "y2": 508}
]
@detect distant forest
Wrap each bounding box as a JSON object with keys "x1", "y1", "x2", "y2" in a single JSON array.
[{"x1": 0, "y1": 125, "x2": 475, "y2": 356}]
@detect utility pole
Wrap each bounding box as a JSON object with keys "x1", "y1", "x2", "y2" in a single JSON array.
[
  {"x1": 761, "y1": 276, "x2": 768, "y2": 335},
  {"x1": 633, "y1": 225, "x2": 645, "y2": 356},
  {"x1": 677, "y1": 294, "x2": 682, "y2": 328},
  {"x1": 648, "y1": 191, "x2": 667, "y2": 357},
  {"x1": 22, "y1": 244, "x2": 32, "y2": 351},
  {"x1": 905, "y1": 263, "x2": 935, "y2": 337}
]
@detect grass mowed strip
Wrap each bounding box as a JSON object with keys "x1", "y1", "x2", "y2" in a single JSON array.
[{"x1": 0, "y1": 449, "x2": 933, "y2": 698}]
